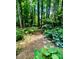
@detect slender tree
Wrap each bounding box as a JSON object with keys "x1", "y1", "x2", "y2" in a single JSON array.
[
  {"x1": 41, "y1": 0, "x2": 43, "y2": 27},
  {"x1": 46, "y1": 0, "x2": 48, "y2": 18},
  {"x1": 17, "y1": 0, "x2": 22, "y2": 28},
  {"x1": 53, "y1": 0, "x2": 59, "y2": 19},
  {"x1": 46, "y1": 0, "x2": 51, "y2": 18},
  {"x1": 30, "y1": 7, "x2": 34, "y2": 26},
  {"x1": 48, "y1": 0, "x2": 51, "y2": 18},
  {"x1": 37, "y1": 0, "x2": 40, "y2": 27},
  {"x1": 33, "y1": 5, "x2": 36, "y2": 26}
]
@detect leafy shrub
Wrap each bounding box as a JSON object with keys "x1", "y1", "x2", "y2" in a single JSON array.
[
  {"x1": 52, "y1": 28, "x2": 63, "y2": 48},
  {"x1": 16, "y1": 27, "x2": 40, "y2": 41},
  {"x1": 23, "y1": 27, "x2": 40, "y2": 34},
  {"x1": 42, "y1": 19, "x2": 53, "y2": 32},
  {"x1": 44, "y1": 28, "x2": 63, "y2": 48},
  {"x1": 34, "y1": 47, "x2": 63, "y2": 59},
  {"x1": 16, "y1": 28, "x2": 24, "y2": 41},
  {"x1": 43, "y1": 18, "x2": 53, "y2": 25},
  {"x1": 42, "y1": 24, "x2": 52, "y2": 32}
]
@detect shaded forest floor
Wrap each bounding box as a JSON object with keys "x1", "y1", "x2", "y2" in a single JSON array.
[{"x1": 16, "y1": 32, "x2": 55, "y2": 59}]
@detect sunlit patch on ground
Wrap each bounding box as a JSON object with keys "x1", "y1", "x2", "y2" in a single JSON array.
[{"x1": 16, "y1": 32, "x2": 55, "y2": 59}]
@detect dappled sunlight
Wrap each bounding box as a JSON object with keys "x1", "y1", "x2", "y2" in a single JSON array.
[
  {"x1": 16, "y1": 0, "x2": 63, "y2": 58},
  {"x1": 16, "y1": 33, "x2": 55, "y2": 59}
]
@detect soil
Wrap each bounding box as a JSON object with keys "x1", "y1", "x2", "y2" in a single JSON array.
[{"x1": 16, "y1": 32, "x2": 55, "y2": 59}]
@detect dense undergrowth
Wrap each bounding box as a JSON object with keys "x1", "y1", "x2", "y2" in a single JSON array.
[
  {"x1": 44, "y1": 27, "x2": 63, "y2": 48},
  {"x1": 16, "y1": 27, "x2": 41, "y2": 41},
  {"x1": 16, "y1": 28, "x2": 24, "y2": 41}
]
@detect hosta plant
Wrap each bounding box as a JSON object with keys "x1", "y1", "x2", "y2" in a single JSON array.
[{"x1": 34, "y1": 47, "x2": 63, "y2": 59}]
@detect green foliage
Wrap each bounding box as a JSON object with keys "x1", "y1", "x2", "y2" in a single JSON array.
[
  {"x1": 42, "y1": 19, "x2": 53, "y2": 32},
  {"x1": 16, "y1": 0, "x2": 63, "y2": 28},
  {"x1": 16, "y1": 47, "x2": 22, "y2": 55},
  {"x1": 16, "y1": 27, "x2": 41, "y2": 41},
  {"x1": 23, "y1": 27, "x2": 41, "y2": 34},
  {"x1": 16, "y1": 28, "x2": 24, "y2": 41},
  {"x1": 43, "y1": 18, "x2": 53, "y2": 25},
  {"x1": 44, "y1": 29, "x2": 53, "y2": 39},
  {"x1": 34, "y1": 47, "x2": 63, "y2": 59},
  {"x1": 44, "y1": 28, "x2": 63, "y2": 48},
  {"x1": 42, "y1": 24, "x2": 52, "y2": 32}
]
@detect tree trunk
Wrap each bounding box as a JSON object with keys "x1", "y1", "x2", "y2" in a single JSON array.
[
  {"x1": 17, "y1": 0, "x2": 22, "y2": 28},
  {"x1": 31, "y1": 8, "x2": 33, "y2": 26},
  {"x1": 48, "y1": 0, "x2": 51, "y2": 18},
  {"x1": 33, "y1": 5, "x2": 36, "y2": 26},
  {"x1": 46, "y1": 0, "x2": 48, "y2": 18},
  {"x1": 41, "y1": 0, "x2": 43, "y2": 27},
  {"x1": 38, "y1": 0, "x2": 40, "y2": 27},
  {"x1": 46, "y1": 0, "x2": 51, "y2": 18}
]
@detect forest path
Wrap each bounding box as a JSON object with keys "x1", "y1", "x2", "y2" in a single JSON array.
[{"x1": 16, "y1": 32, "x2": 55, "y2": 59}]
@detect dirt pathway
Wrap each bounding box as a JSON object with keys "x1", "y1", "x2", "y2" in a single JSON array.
[{"x1": 16, "y1": 33, "x2": 55, "y2": 59}]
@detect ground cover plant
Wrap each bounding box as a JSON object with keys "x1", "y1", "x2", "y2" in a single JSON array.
[
  {"x1": 16, "y1": 28, "x2": 24, "y2": 41},
  {"x1": 16, "y1": 27, "x2": 41, "y2": 41},
  {"x1": 34, "y1": 47, "x2": 63, "y2": 59},
  {"x1": 44, "y1": 27, "x2": 63, "y2": 48},
  {"x1": 23, "y1": 27, "x2": 41, "y2": 34}
]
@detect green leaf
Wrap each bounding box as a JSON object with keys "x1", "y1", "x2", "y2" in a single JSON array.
[
  {"x1": 57, "y1": 54, "x2": 63, "y2": 59},
  {"x1": 34, "y1": 49, "x2": 40, "y2": 56},
  {"x1": 48, "y1": 48, "x2": 57, "y2": 53},
  {"x1": 41, "y1": 48, "x2": 50, "y2": 56},
  {"x1": 52, "y1": 54, "x2": 59, "y2": 59}
]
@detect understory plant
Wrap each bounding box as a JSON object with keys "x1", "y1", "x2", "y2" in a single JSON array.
[
  {"x1": 23, "y1": 27, "x2": 41, "y2": 34},
  {"x1": 16, "y1": 27, "x2": 41, "y2": 41},
  {"x1": 34, "y1": 47, "x2": 63, "y2": 59},
  {"x1": 16, "y1": 28, "x2": 24, "y2": 41},
  {"x1": 44, "y1": 27, "x2": 63, "y2": 48}
]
